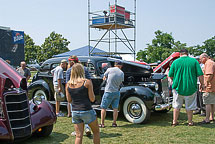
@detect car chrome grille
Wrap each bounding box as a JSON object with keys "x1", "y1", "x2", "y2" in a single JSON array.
[{"x1": 5, "y1": 91, "x2": 32, "y2": 139}]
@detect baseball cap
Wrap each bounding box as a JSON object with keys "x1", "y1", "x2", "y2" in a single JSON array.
[
  {"x1": 115, "y1": 60, "x2": 123, "y2": 65},
  {"x1": 61, "y1": 59, "x2": 67, "y2": 63}
]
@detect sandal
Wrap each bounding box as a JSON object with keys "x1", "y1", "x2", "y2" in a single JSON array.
[
  {"x1": 112, "y1": 123, "x2": 117, "y2": 127},
  {"x1": 188, "y1": 121, "x2": 195, "y2": 126},
  {"x1": 171, "y1": 122, "x2": 179, "y2": 127},
  {"x1": 99, "y1": 124, "x2": 105, "y2": 128},
  {"x1": 199, "y1": 120, "x2": 210, "y2": 124}
]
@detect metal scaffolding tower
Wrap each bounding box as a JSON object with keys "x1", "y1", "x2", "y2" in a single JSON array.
[{"x1": 88, "y1": 0, "x2": 136, "y2": 60}]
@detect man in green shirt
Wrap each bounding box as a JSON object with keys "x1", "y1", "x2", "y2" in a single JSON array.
[{"x1": 169, "y1": 49, "x2": 204, "y2": 126}]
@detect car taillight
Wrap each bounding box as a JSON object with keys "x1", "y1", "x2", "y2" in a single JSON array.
[{"x1": 0, "y1": 98, "x2": 4, "y2": 118}]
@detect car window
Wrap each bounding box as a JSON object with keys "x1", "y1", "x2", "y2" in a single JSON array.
[
  {"x1": 87, "y1": 63, "x2": 96, "y2": 75},
  {"x1": 51, "y1": 63, "x2": 60, "y2": 70},
  {"x1": 81, "y1": 62, "x2": 87, "y2": 67}
]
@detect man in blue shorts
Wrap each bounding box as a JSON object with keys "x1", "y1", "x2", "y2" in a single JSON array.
[{"x1": 100, "y1": 60, "x2": 124, "y2": 128}]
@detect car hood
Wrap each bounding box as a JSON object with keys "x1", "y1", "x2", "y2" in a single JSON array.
[
  {"x1": 153, "y1": 52, "x2": 180, "y2": 73},
  {"x1": 0, "y1": 58, "x2": 27, "y2": 89}
]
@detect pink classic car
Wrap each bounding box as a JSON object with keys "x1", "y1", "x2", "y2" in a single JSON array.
[{"x1": 0, "y1": 58, "x2": 56, "y2": 142}]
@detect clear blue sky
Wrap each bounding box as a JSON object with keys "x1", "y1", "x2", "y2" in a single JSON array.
[{"x1": 0, "y1": 0, "x2": 214, "y2": 53}]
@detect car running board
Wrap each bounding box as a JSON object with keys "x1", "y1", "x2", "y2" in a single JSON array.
[{"x1": 49, "y1": 101, "x2": 116, "y2": 112}]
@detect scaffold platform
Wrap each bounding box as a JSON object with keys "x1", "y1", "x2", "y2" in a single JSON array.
[
  {"x1": 88, "y1": 0, "x2": 136, "y2": 60},
  {"x1": 90, "y1": 23, "x2": 134, "y2": 30}
]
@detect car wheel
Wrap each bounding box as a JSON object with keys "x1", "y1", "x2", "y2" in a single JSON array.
[
  {"x1": 34, "y1": 89, "x2": 48, "y2": 100},
  {"x1": 36, "y1": 124, "x2": 53, "y2": 137},
  {"x1": 123, "y1": 96, "x2": 150, "y2": 124}
]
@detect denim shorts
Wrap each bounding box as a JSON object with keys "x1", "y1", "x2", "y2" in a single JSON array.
[
  {"x1": 100, "y1": 91, "x2": 120, "y2": 109},
  {"x1": 72, "y1": 109, "x2": 97, "y2": 124}
]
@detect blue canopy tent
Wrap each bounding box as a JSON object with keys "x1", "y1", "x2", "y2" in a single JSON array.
[{"x1": 53, "y1": 45, "x2": 110, "y2": 57}]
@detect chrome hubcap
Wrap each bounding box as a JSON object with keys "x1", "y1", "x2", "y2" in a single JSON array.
[
  {"x1": 128, "y1": 102, "x2": 142, "y2": 118},
  {"x1": 35, "y1": 90, "x2": 47, "y2": 100}
]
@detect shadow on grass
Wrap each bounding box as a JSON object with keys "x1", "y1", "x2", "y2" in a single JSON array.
[
  {"x1": 100, "y1": 132, "x2": 122, "y2": 138},
  {"x1": 86, "y1": 132, "x2": 122, "y2": 140},
  {"x1": 21, "y1": 132, "x2": 69, "y2": 144},
  {"x1": 195, "y1": 122, "x2": 215, "y2": 128},
  {"x1": 116, "y1": 110, "x2": 190, "y2": 128}
]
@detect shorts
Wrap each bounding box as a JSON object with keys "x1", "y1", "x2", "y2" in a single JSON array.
[
  {"x1": 72, "y1": 109, "x2": 97, "y2": 124},
  {"x1": 100, "y1": 91, "x2": 120, "y2": 109},
  {"x1": 203, "y1": 92, "x2": 215, "y2": 104},
  {"x1": 172, "y1": 89, "x2": 197, "y2": 110},
  {"x1": 54, "y1": 86, "x2": 65, "y2": 102}
]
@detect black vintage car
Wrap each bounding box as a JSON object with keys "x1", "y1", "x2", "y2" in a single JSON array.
[{"x1": 28, "y1": 56, "x2": 171, "y2": 124}]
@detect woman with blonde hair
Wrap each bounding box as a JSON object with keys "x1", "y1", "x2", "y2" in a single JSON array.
[{"x1": 66, "y1": 63, "x2": 100, "y2": 144}]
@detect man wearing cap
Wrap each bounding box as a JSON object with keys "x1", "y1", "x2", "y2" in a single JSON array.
[
  {"x1": 51, "y1": 59, "x2": 67, "y2": 117},
  {"x1": 100, "y1": 60, "x2": 124, "y2": 128},
  {"x1": 66, "y1": 55, "x2": 91, "y2": 83},
  {"x1": 169, "y1": 49, "x2": 204, "y2": 126}
]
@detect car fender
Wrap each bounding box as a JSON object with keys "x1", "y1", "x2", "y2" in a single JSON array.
[
  {"x1": 120, "y1": 86, "x2": 154, "y2": 110},
  {"x1": 27, "y1": 80, "x2": 51, "y2": 100},
  {"x1": 29, "y1": 100, "x2": 56, "y2": 133}
]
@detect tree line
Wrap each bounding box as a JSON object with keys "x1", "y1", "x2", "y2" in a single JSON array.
[
  {"x1": 24, "y1": 31, "x2": 70, "y2": 64},
  {"x1": 24, "y1": 30, "x2": 215, "y2": 64},
  {"x1": 136, "y1": 30, "x2": 215, "y2": 63}
]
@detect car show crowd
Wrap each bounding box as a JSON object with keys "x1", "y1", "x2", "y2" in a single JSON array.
[{"x1": 15, "y1": 48, "x2": 215, "y2": 144}]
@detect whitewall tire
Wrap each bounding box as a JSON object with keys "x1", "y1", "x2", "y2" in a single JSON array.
[{"x1": 123, "y1": 96, "x2": 150, "y2": 124}]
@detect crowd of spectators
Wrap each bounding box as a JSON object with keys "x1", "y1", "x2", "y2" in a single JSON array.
[
  {"x1": 14, "y1": 49, "x2": 215, "y2": 143},
  {"x1": 50, "y1": 55, "x2": 124, "y2": 144},
  {"x1": 168, "y1": 49, "x2": 215, "y2": 126}
]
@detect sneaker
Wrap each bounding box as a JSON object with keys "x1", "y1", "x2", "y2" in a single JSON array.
[
  {"x1": 56, "y1": 112, "x2": 64, "y2": 117},
  {"x1": 85, "y1": 128, "x2": 91, "y2": 136},
  {"x1": 193, "y1": 110, "x2": 201, "y2": 115},
  {"x1": 200, "y1": 113, "x2": 206, "y2": 117},
  {"x1": 71, "y1": 131, "x2": 76, "y2": 136}
]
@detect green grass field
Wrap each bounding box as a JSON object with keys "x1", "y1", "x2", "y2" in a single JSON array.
[
  {"x1": 20, "y1": 108, "x2": 215, "y2": 144},
  {"x1": 28, "y1": 71, "x2": 37, "y2": 83},
  {"x1": 24, "y1": 71, "x2": 215, "y2": 144}
]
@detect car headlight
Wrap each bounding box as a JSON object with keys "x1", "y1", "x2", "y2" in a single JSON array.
[
  {"x1": 33, "y1": 96, "x2": 43, "y2": 105},
  {"x1": 155, "y1": 83, "x2": 159, "y2": 91}
]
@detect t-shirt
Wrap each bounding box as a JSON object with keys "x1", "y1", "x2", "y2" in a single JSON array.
[
  {"x1": 17, "y1": 67, "x2": 31, "y2": 78},
  {"x1": 104, "y1": 67, "x2": 124, "y2": 92},
  {"x1": 168, "y1": 56, "x2": 203, "y2": 96},
  {"x1": 51, "y1": 66, "x2": 64, "y2": 86},
  {"x1": 68, "y1": 81, "x2": 92, "y2": 111},
  {"x1": 66, "y1": 66, "x2": 91, "y2": 83},
  {"x1": 203, "y1": 59, "x2": 215, "y2": 92}
]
